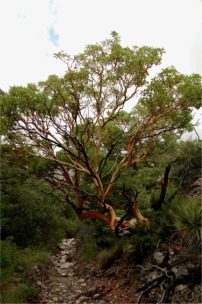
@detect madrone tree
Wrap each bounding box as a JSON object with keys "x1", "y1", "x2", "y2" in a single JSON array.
[{"x1": 1, "y1": 32, "x2": 201, "y2": 236}]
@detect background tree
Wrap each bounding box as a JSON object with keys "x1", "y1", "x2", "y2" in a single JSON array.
[
  {"x1": 1, "y1": 32, "x2": 201, "y2": 235},
  {"x1": 0, "y1": 163, "x2": 72, "y2": 248}
]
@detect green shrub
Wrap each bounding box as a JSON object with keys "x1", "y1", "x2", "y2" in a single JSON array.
[
  {"x1": 66, "y1": 218, "x2": 82, "y2": 237},
  {"x1": 1, "y1": 164, "x2": 70, "y2": 249},
  {"x1": 0, "y1": 238, "x2": 16, "y2": 269},
  {"x1": 94, "y1": 222, "x2": 116, "y2": 249},
  {"x1": 97, "y1": 244, "x2": 123, "y2": 269},
  {"x1": 129, "y1": 222, "x2": 160, "y2": 262},
  {"x1": 14, "y1": 247, "x2": 50, "y2": 272},
  {"x1": 75, "y1": 219, "x2": 118, "y2": 262},
  {"x1": 1, "y1": 283, "x2": 36, "y2": 303},
  {"x1": 79, "y1": 239, "x2": 98, "y2": 262},
  {"x1": 169, "y1": 198, "x2": 201, "y2": 248},
  {"x1": 0, "y1": 239, "x2": 50, "y2": 303}
]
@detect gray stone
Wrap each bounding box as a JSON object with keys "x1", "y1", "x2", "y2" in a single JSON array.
[
  {"x1": 76, "y1": 296, "x2": 90, "y2": 303},
  {"x1": 118, "y1": 278, "x2": 130, "y2": 287},
  {"x1": 106, "y1": 268, "x2": 116, "y2": 277},
  {"x1": 172, "y1": 266, "x2": 189, "y2": 279},
  {"x1": 87, "y1": 286, "x2": 98, "y2": 294},
  {"x1": 153, "y1": 251, "x2": 164, "y2": 265},
  {"x1": 93, "y1": 293, "x2": 101, "y2": 299},
  {"x1": 187, "y1": 262, "x2": 195, "y2": 270},
  {"x1": 52, "y1": 297, "x2": 59, "y2": 302},
  {"x1": 175, "y1": 284, "x2": 188, "y2": 292},
  {"x1": 60, "y1": 272, "x2": 68, "y2": 277},
  {"x1": 15, "y1": 266, "x2": 25, "y2": 273},
  {"x1": 62, "y1": 289, "x2": 68, "y2": 293},
  {"x1": 60, "y1": 262, "x2": 74, "y2": 269}
]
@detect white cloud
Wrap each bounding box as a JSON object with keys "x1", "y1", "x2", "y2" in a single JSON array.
[
  {"x1": 1, "y1": 0, "x2": 201, "y2": 91},
  {"x1": 0, "y1": 0, "x2": 65, "y2": 89}
]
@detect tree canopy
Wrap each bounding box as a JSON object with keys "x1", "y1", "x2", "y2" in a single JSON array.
[{"x1": 1, "y1": 32, "x2": 201, "y2": 235}]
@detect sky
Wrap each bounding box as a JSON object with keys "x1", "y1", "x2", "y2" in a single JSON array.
[{"x1": 0, "y1": 0, "x2": 201, "y2": 138}]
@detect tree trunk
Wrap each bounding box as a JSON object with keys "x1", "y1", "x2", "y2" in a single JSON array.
[{"x1": 151, "y1": 158, "x2": 178, "y2": 211}]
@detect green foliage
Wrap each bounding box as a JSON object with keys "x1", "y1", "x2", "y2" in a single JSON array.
[
  {"x1": 14, "y1": 248, "x2": 50, "y2": 271},
  {"x1": 0, "y1": 238, "x2": 50, "y2": 280},
  {"x1": 1, "y1": 283, "x2": 36, "y2": 304},
  {"x1": 0, "y1": 237, "x2": 16, "y2": 270},
  {"x1": 76, "y1": 219, "x2": 117, "y2": 261},
  {"x1": 1, "y1": 163, "x2": 71, "y2": 248},
  {"x1": 0, "y1": 32, "x2": 201, "y2": 239},
  {"x1": 0, "y1": 238, "x2": 49, "y2": 303},
  {"x1": 171, "y1": 140, "x2": 201, "y2": 191},
  {"x1": 94, "y1": 221, "x2": 116, "y2": 248},
  {"x1": 129, "y1": 222, "x2": 160, "y2": 259},
  {"x1": 169, "y1": 198, "x2": 201, "y2": 248},
  {"x1": 65, "y1": 219, "x2": 82, "y2": 237},
  {"x1": 97, "y1": 243, "x2": 123, "y2": 269},
  {"x1": 79, "y1": 239, "x2": 98, "y2": 262}
]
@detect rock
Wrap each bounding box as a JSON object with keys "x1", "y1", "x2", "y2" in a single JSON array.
[
  {"x1": 187, "y1": 263, "x2": 195, "y2": 270},
  {"x1": 87, "y1": 286, "x2": 98, "y2": 294},
  {"x1": 105, "y1": 268, "x2": 116, "y2": 277},
  {"x1": 60, "y1": 272, "x2": 68, "y2": 277},
  {"x1": 14, "y1": 266, "x2": 25, "y2": 273},
  {"x1": 76, "y1": 296, "x2": 90, "y2": 303},
  {"x1": 150, "y1": 271, "x2": 160, "y2": 281},
  {"x1": 37, "y1": 262, "x2": 47, "y2": 270},
  {"x1": 123, "y1": 244, "x2": 135, "y2": 254},
  {"x1": 59, "y1": 244, "x2": 66, "y2": 250},
  {"x1": 175, "y1": 284, "x2": 188, "y2": 292},
  {"x1": 62, "y1": 289, "x2": 68, "y2": 293},
  {"x1": 60, "y1": 262, "x2": 74, "y2": 269},
  {"x1": 93, "y1": 293, "x2": 101, "y2": 299},
  {"x1": 118, "y1": 278, "x2": 130, "y2": 287},
  {"x1": 52, "y1": 297, "x2": 59, "y2": 302},
  {"x1": 172, "y1": 266, "x2": 189, "y2": 279},
  {"x1": 153, "y1": 251, "x2": 164, "y2": 265}
]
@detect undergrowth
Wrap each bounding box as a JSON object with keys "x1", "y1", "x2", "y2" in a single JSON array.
[{"x1": 0, "y1": 238, "x2": 50, "y2": 303}]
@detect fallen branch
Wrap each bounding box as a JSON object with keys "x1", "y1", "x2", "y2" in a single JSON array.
[{"x1": 135, "y1": 256, "x2": 176, "y2": 303}]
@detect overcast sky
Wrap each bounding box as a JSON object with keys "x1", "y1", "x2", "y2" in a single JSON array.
[{"x1": 0, "y1": 0, "x2": 201, "y2": 137}]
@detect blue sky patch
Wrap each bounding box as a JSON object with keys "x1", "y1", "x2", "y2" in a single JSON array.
[{"x1": 48, "y1": 26, "x2": 59, "y2": 46}]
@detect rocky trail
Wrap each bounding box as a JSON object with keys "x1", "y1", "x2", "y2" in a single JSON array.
[
  {"x1": 34, "y1": 238, "x2": 109, "y2": 304},
  {"x1": 33, "y1": 238, "x2": 201, "y2": 304}
]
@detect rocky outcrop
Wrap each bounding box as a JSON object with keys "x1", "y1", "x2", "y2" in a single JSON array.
[{"x1": 188, "y1": 177, "x2": 202, "y2": 199}]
